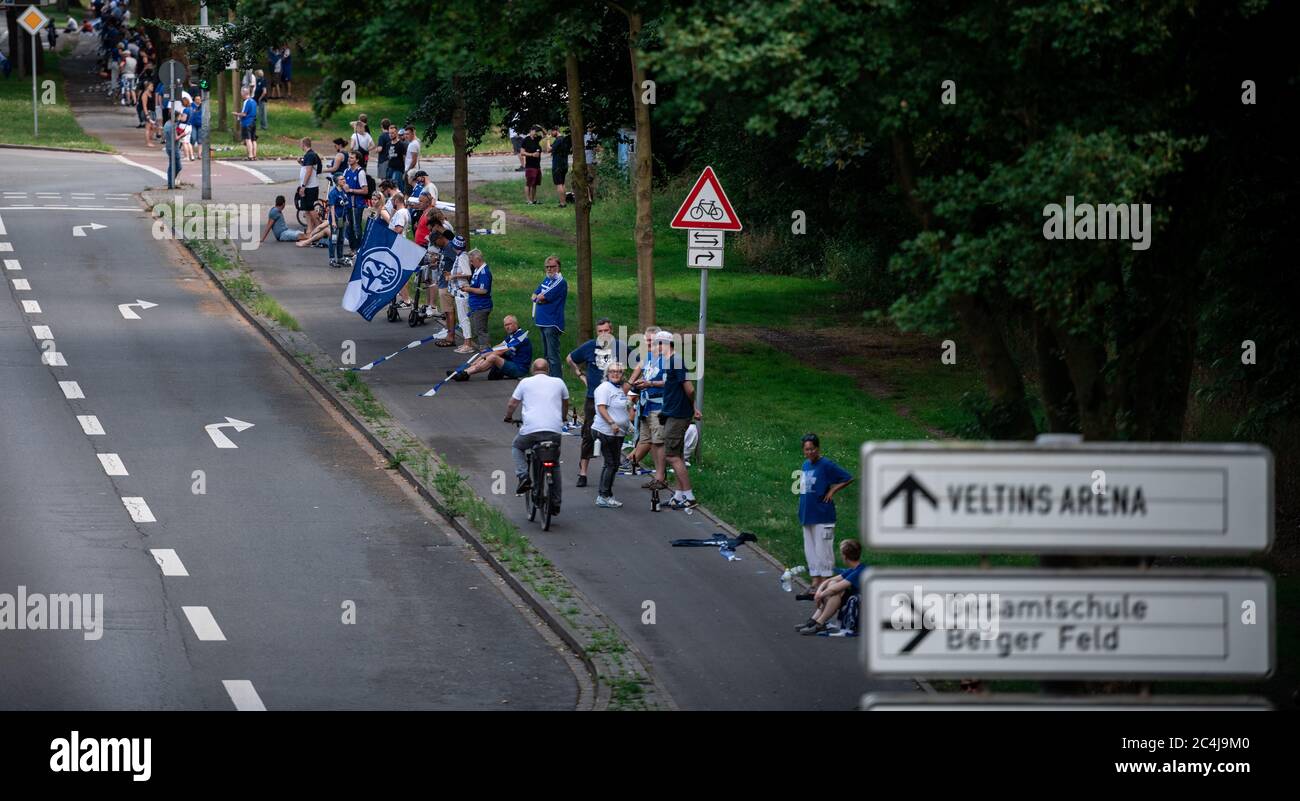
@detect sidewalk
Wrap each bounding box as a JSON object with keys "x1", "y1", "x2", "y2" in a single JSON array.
[{"x1": 151, "y1": 183, "x2": 917, "y2": 710}]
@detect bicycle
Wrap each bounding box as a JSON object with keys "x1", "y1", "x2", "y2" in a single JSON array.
[
  {"x1": 295, "y1": 194, "x2": 328, "y2": 228},
  {"x1": 509, "y1": 418, "x2": 560, "y2": 531},
  {"x1": 689, "y1": 199, "x2": 723, "y2": 221}
]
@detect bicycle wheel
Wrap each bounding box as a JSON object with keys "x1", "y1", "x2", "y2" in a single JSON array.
[
  {"x1": 689, "y1": 206, "x2": 703, "y2": 220},
  {"x1": 709, "y1": 206, "x2": 723, "y2": 220},
  {"x1": 540, "y1": 472, "x2": 552, "y2": 531},
  {"x1": 296, "y1": 205, "x2": 308, "y2": 227},
  {"x1": 525, "y1": 458, "x2": 537, "y2": 521}
]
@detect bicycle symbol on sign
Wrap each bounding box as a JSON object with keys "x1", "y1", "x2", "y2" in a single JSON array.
[{"x1": 689, "y1": 199, "x2": 724, "y2": 221}]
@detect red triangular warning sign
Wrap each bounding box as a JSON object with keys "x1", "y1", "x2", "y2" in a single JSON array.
[{"x1": 670, "y1": 166, "x2": 742, "y2": 231}]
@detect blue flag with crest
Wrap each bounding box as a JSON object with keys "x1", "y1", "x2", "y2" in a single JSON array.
[{"x1": 341, "y1": 221, "x2": 425, "y2": 321}]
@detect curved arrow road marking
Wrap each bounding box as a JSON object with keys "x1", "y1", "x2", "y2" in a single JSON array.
[
  {"x1": 118, "y1": 300, "x2": 158, "y2": 320},
  {"x1": 205, "y1": 417, "x2": 254, "y2": 449},
  {"x1": 72, "y1": 223, "x2": 107, "y2": 237}
]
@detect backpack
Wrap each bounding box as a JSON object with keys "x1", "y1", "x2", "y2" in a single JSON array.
[{"x1": 365, "y1": 173, "x2": 376, "y2": 196}]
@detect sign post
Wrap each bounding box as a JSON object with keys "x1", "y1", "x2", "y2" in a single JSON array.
[
  {"x1": 17, "y1": 5, "x2": 50, "y2": 137},
  {"x1": 159, "y1": 59, "x2": 184, "y2": 190},
  {"x1": 669, "y1": 166, "x2": 741, "y2": 420}
]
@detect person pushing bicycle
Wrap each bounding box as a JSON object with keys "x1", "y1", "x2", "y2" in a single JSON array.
[{"x1": 505, "y1": 359, "x2": 570, "y2": 504}]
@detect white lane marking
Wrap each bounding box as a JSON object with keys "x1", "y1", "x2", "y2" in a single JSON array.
[
  {"x1": 122, "y1": 497, "x2": 156, "y2": 523},
  {"x1": 97, "y1": 453, "x2": 128, "y2": 476},
  {"x1": 70, "y1": 193, "x2": 96, "y2": 198},
  {"x1": 118, "y1": 299, "x2": 158, "y2": 320},
  {"x1": 149, "y1": 548, "x2": 189, "y2": 577},
  {"x1": 0, "y1": 242, "x2": 11, "y2": 251},
  {"x1": 222, "y1": 680, "x2": 267, "y2": 711},
  {"x1": 113, "y1": 154, "x2": 169, "y2": 180},
  {"x1": 0, "y1": 206, "x2": 140, "y2": 212},
  {"x1": 35, "y1": 193, "x2": 62, "y2": 198},
  {"x1": 204, "y1": 417, "x2": 255, "y2": 448},
  {"x1": 77, "y1": 415, "x2": 105, "y2": 435},
  {"x1": 182, "y1": 606, "x2": 227, "y2": 641},
  {"x1": 5, "y1": 259, "x2": 20, "y2": 270},
  {"x1": 0, "y1": 215, "x2": 5, "y2": 234},
  {"x1": 59, "y1": 381, "x2": 84, "y2": 399},
  {"x1": 32, "y1": 325, "x2": 52, "y2": 339},
  {"x1": 22, "y1": 300, "x2": 41, "y2": 313},
  {"x1": 72, "y1": 223, "x2": 107, "y2": 237},
  {"x1": 12, "y1": 278, "x2": 30, "y2": 290},
  {"x1": 41, "y1": 351, "x2": 67, "y2": 366},
  {"x1": 223, "y1": 161, "x2": 275, "y2": 184}
]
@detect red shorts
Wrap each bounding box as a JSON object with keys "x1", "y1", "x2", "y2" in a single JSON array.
[{"x1": 524, "y1": 167, "x2": 541, "y2": 187}]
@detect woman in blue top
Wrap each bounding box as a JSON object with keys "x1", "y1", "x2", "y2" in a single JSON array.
[{"x1": 463, "y1": 249, "x2": 493, "y2": 353}]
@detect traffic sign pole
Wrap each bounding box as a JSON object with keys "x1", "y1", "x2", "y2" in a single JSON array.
[
  {"x1": 18, "y1": 7, "x2": 51, "y2": 137},
  {"x1": 31, "y1": 32, "x2": 38, "y2": 136}
]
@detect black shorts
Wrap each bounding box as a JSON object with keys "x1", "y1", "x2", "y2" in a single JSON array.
[
  {"x1": 241, "y1": 125, "x2": 256, "y2": 142},
  {"x1": 297, "y1": 187, "x2": 319, "y2": 211},
  {"x1": 552, "y1": 167, "x2": 567, "y2": 186}
]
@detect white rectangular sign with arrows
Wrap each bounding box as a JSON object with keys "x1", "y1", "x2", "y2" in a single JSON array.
[
  {"x1": 860, "y1": 442, "x2": 1272, "y2": 554},
  {"x1": 861, "y1": 569, "x2": 1274, "y2": 680}
]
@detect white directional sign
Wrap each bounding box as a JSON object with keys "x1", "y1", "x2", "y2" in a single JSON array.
[
  {"x1": 205, "y1": 417, "x2": 254, "y2": 449},
  {"x1": 861, "y1": 441, "x2": 1272, "y2": 554},
  {"x1": 862, "y1": 569, "x2": 1274, "y2": 680},
  {"x1": 687, "y1": 229, "x2": 724, "y2": 269},
  {"x1": 860, "y1": 693, "x2": 1272, "y2": 711},
  {"x1": 118, "y1": 300, "x2": 159, "y2": 320}
]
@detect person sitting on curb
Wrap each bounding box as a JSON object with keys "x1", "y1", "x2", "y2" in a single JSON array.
[
  {"x1": 454, "y1": 315, "x2": 532, "y2": 382},
  {"x1": 259, "y1": 195, "x2": 305, "y2": 243},
  {"x1": 795, "y1": 539, "x2": 866, "y2": 636}
]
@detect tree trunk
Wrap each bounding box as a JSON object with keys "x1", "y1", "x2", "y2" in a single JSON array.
[
  {"x1": 451, "y1": 74, "x2": 470, "y2": 237},
  {"x1": 565, "y1": 50, "x2": 595, "y2": 341},
  {"x1": 951, "y1": 294, "x2": 1038, "y2": 439},
  {"x1": 1034, "y1": 317, "x2": 1080, "y2": 433},
  {"x1": 626, "y1": 11, "x2": 655, "y2": 329}
]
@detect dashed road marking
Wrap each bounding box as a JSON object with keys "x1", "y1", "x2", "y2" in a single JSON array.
[
  {"x1": 59, "y1": 380, "x2": 84, "y2": 399},
  {"x1": 5, "y1": 259, "x2": 20, "y2": 270},
  {"x1": 97, "y1": 453, "x2": 128, "y2": 476},
  {"x1": 149, "y1": 548, "x2": 189, "y2": 577},
  {"x1": 122, "y1": 496, "x2": 156, "y2": 523},
  {"x1": 76, "y1": 415, "x2": 105, "y2": 435},
  {"x1": 32, "y1": 325, "x2": 52, "y2": 339},
  {"x1": 22, "y1": 300, "x2": 41, "y2": 313},
  {"x1": 0, "y1": 242, "x2": 12, "y2": 252},
  {"x1": 0, "y1": 215, "x2": 6, "y2": 234},
  {"x1": 41, "y1": 350, "x2": 66, "y2": 366},
  {"x1": 222, "y1": 680, "x2": 267, "y2": 711},
  {"x1": 182, "y1": 606, "x2": 227, "y2": 641},
  {"x1": 12, "y1": 278, "x2": 29, "y2": 290}
]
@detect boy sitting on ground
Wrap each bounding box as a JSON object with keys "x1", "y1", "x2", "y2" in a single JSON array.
[{"x1": 796, "y1": 539, "x2": 866, "y2": 636}]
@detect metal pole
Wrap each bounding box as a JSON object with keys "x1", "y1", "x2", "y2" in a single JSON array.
[
  {"x1": 696, "y1": 267, "x2": 707, "y2": 414},
  {"x1": 201, "y1": 3, "x2": 211, "y2": 200},
  {"x1": 31, "y1": 33, "x2": 38, "y2": 136},
  {"x1": 167, "y1": 78, "x2": 176, "y2": 189}
]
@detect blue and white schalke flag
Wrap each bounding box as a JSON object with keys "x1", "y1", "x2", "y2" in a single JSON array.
[{"x1": 341, "y1": 223, "x2": 425, "y2": 320}]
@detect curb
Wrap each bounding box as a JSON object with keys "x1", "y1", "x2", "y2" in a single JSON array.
[
  {"x1": 152, "y1": 200, "x2": 675, "y2": 710},
  {"x1": 0, "y1": 143, "x2": 114, "y2": 154}
]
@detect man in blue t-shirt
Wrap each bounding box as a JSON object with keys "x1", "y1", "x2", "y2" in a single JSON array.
[
  {"x1": 458, "y1": 315, "x2": 533, "y2": 381},
  {"x1": 567, "y1": 318, "x2": 631, "y2": 487},
  {"x1": 797, "y1": 432, "x2": 854, "y2": 590},
  {"x1": 235, "y1": 87, "x2": 258, "y2": 160},
  {"x1": 342, "y1": 151, "x2": 369, "y2": 251},
  {"x1": 627, "y1": 327, "x2": 668, "y2": 485},
  {"x1": 654, "y1": 332, "x2": 700, "y2": 509},
  {"x1": 463, "y1": 248, "x2": 493, "y2": 352},
  {"x1": 797, "y1": 538, "x2": 865, "y2": 636},
  {"x1": 530, "y1": 256, "x2": 567, "y2": 377},
  {"x1": 327, "y1": 174, "x2": 351, "y2": 267}
]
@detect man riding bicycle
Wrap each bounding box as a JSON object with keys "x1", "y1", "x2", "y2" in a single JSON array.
[{"x1": 505, "y1": 358, "x2": 570, "y2": 506}]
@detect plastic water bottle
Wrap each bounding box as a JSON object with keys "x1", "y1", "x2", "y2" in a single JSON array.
[{"x1": 780, "y1": 565, "x2": 807, "y2": 592}]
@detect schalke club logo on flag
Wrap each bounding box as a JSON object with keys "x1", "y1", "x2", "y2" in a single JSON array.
[{"x1": 341, "y1": 222, "x2": 426, "y2": 320}]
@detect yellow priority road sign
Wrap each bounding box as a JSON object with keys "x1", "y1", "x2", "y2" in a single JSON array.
[{"x1": 18, "y1": 6, "x2": 50, "y2": 35}]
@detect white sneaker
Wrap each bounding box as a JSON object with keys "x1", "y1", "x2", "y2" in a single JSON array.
[
  {"x1": 604, "y1": 497, "x2": 623, "y2": 508},
  {"x1": 595, "y1": 495, "x2": 609, "y2": 508}
]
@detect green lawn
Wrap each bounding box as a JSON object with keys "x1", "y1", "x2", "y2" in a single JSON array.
[
  {"x1": 211, "y1": 93, "x2": 510, "y2": 160},
  {"x1": 0, "y1": 51, "x2": 110, "y2": 151}
]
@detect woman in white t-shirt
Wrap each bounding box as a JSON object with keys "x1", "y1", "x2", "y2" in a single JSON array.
[
  {"x1": 349, "y1": 121, "x2": 374, "y2": 174},
  {"x1": 592, "y1": 362, "x2": 631, "y2": 508}
]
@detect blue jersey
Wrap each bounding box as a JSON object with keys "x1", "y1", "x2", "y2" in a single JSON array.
[
  {"x1": 240, "y1": 97, "x2": 257, "y2": 126},
  {"x1": 468, "y1": 264, "x2": 492, "y2": 312},
  {"x1": 798, "y1": 457, "x2": 853, "y2": 526},
  {"x1": 503, "y1": 328, "x2": 532, "y2": 372},
  {"x1": 837, "y1": 563, "x2": 867, "y2": 594},
  {"x1": 638, "y1": 354, "x2": 664, "y2": 416},
  {"x1": 344, "y1": 167, "x2": 367, "y2": 209},
  {"x1": 569, "y1": 338, "x2": 630, "y2": 399},
  {"x1": 532, "y1": 274, "x2": 567, "y2": 331}
]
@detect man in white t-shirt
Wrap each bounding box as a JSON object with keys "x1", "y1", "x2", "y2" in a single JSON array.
[
  {"x1": 505, "y1": 359, "x2": 570, "y2": 502},
  {"x1": 388, "y1": 193, "x2": 415, "y2": 309},
  {"x1": 402, "y1": 125, "x2": 421, "y2": 191}
]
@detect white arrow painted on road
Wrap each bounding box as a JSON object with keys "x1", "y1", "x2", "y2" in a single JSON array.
[
  {"x1": 73, "y1": 223, "x2": 107, "y2": 237},
  {"x1": 205, "y1": 417, "x2": 254, "y2": 449},
  {"x1": 118, "y1": 300, "x2": 159, "y2": 320}
]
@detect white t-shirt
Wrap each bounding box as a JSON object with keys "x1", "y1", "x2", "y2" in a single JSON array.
[
  {"x1": 404, "y1": 138, "x2": 420, "y2": 172},
  {"x1": 388, "y1": 208, "x2": 410, "y2": 233},
  {"x1": 512, "y1": 374, "x2": 569, "y2": 436},
  {"x1": 122, "y1": 55, "x2": 137, "y2": 76},
  {"x1": 351, "y1": 131, "x2": 373, "y2": 155},
  {"x1": 450, "y1": 252, "x2": 471, "y2": 294},
  {"x1": 592, "y1": 381, "x2": 630, "y2": 436}
]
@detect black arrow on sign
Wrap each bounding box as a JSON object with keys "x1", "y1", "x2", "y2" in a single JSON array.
[
  {"x1": 881, "y1": 619, "x2": 931, "y2": 654},
  {"x1": 881, "y1": 473, "x2": 938, "y2": 527},
  {"x1": 697, "y1": 250, "x2": 717, "y2": 263}
]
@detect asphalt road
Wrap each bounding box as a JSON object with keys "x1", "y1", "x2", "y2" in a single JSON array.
[{"x1": 0, "y1": 150, "x2": 580, "y2": 710}]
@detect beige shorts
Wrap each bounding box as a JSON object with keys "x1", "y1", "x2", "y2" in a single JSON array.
[
  {"x1": 663, "y1": 416, "x2": 690, "y2": 458},
  {"x1": 636, "y1": 411, "x2": 665, "y2": 445}
]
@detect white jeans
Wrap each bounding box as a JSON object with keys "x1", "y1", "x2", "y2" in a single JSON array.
[
  {"x1": 801, "y1": 523, "x2": 836, "y2": 577},
  {"x1": 454, "y1": 291, "x2": 471, "y2": 340}
]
